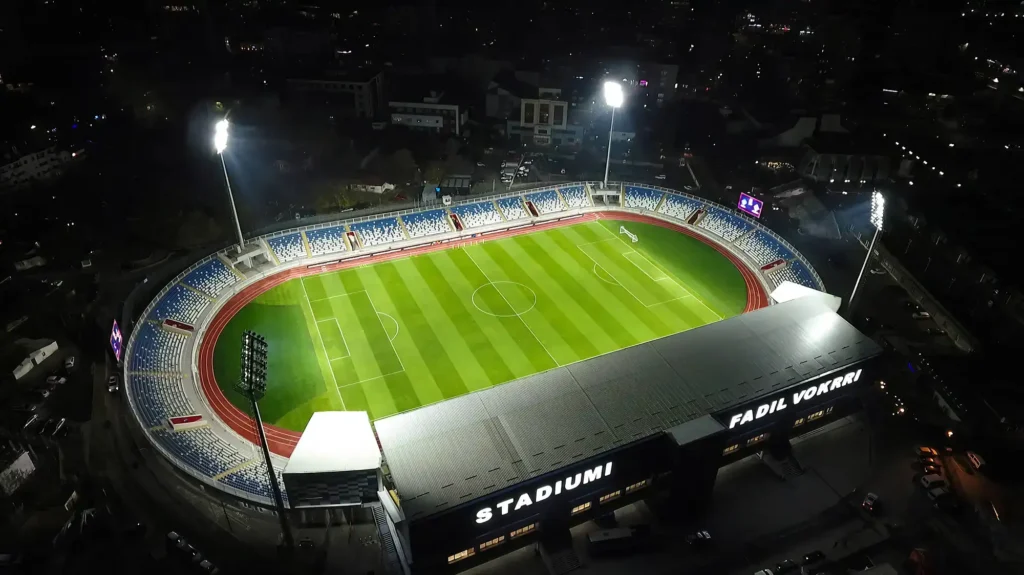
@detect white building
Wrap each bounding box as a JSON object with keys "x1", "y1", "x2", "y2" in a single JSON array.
[{"x1": 0, "y1": 147, "x2": 73, "y2": 189}]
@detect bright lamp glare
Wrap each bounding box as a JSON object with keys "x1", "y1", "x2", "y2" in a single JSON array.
[
  {"x1": 870, "y1": 190, "x2": 885, "y2": 231},
  {"x1": 603, "y1": 81, "x2": 624, "y2": 108},
  {"x1": 214, "y1": 120, "x2": 229, "y2": 153}
]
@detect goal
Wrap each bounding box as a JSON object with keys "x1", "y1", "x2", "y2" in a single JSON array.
[{"x1": 620, "y1": 226, "x2": 638, "y2": 243}]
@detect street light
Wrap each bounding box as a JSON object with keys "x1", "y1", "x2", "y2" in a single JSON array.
[
  {"x1": 214, "y1": 119, "x2": 246, "y2": 253},
  {"x1": 848, "y1": 190, "x2": 885, "y2": 314},
  {"x1": 602, "y1": 81, "x2": 624, "y2": 189}
]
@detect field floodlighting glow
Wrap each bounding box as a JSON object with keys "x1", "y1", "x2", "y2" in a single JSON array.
[
  {"x1": 214, "y1": 119, "x2": 229, "y2": 153},
  {"x1": 604, "y1": 81, "x2": 624, "y2": 108},
  {"x1": 870, "y1": 191, "x2": 884, "y2": 230}
]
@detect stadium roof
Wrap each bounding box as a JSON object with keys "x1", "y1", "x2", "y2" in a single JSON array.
[
  {"x1": 284, "y1": 412, "x2": 380, "y2": 475},
  {"x1": 374, "y1": 298, "x2": 881, "y2": 521}
]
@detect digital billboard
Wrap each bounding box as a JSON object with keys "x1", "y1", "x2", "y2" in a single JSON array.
[
  {"x1": 737, "y1": 192, "x2": 764, "y2": 218},
  {"x1": 110, "y1": 320, "x2": 123, "y2": 362}
]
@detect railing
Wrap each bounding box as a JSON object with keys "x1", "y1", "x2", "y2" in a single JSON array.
[{"x1": 122, "y1": 179, "x2": 824, "y2": 507}]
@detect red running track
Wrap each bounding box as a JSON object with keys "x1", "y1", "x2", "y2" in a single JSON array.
[{"x1": 195, "y1": 212, "x2": 770, "y2": 457}]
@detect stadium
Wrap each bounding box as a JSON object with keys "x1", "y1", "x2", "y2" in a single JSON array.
[{"x1": 122, "y1": 182, "x2": 881, "y2": 573}]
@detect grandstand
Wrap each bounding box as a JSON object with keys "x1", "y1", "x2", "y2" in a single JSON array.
[
  {"x1": 524, "y1": 190, "x2": 564, "y2": 214},
  {"x1": 659, "y1": 193, "x2": 703, "y2": 221},
  {"x1": 123, "y1": 180, "x2": 825, "y2": 513},
  {"x1": 183, "y1": 260, "x2": 237, "y2": 298},
  {"x1": 402, "y1": 209, "x2": 451, "y2": 239},
  {"x1": 352, "y1": 218, "x2": 405, "y2": 247},
  {"x1": 560, "y1": 185, "x2": 590, "y2": 209},
  {"x1": 129, "y1": 323, "x2": 187, "y2": 372},
  {"x1": 734, "y1": 230, "x2": 796, "y2": 267},
  {"x1": 624, "y1": 186, "x2": 664, "y2": 211},
  {"x1": 306, "y1": 226, "x2": 347, "y2": 256},
  {"x1": 451, "y1": 201, "x2": 503, "y2": 228},
  {"x1": 267, "y1": 232, "x2": 307, "y2": 263},
  {"x1": 149, "y1": 284, "x2": 210, "y2": 325},
  {"x1": 698, "y1": 206, "x2": 753, "y2": 242},
  {"x1": 497, "y1": 196, "x2": 529, "y2": 220}
]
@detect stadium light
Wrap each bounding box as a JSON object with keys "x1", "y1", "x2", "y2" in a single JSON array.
[
  {"x1": 602, "y1": 81, "x2": 624, "y2": 189},
  {"x1": 235, "y1": 330, "x2": 294, "y2": 549},
  {"x1": 213, "y1": 119, "x2": 246, "y2": 254},
  {"x1": 848, "y1": 190, "x2": 885, "y2": 315}
]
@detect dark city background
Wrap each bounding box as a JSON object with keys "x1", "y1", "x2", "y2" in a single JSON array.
[{"x1": 1, "y1": 0, "x2": 1024, "y2": 573}]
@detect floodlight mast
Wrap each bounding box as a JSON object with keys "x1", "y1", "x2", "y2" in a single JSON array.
[
  {"x1": 236, "y1": 330, "x2": 294, "y2": 549},
  {"x1": 214, "y1": 120, "x2": 246, "y2": 254},
  {"x1": 602, "y1": 81, "x2": 624, "y2": 189},
  {"x1": 847, "y1": 190, "x2": 885, "y2": 316}
]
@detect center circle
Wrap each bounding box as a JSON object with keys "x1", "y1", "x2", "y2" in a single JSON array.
[{"x1": 471, "y1": 281, "x2": 537, "y2": 317}]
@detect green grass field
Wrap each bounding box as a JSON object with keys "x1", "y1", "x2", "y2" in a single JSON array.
[{"x1": 213, "y1": 219, "x2": 749, "y2": 431}]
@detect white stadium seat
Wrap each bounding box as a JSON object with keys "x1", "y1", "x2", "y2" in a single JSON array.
[
  {"x1": 183, "y1": 260, "x2": 237, "y2": 298},
  {"x1": 658, "y1": 194, "x2": 703, "y2": 221},
  {"x1": 524, "y1": 190, "x2": 564, "y2": 214},
  {"x1": 268, "y1": 232, "x2": 307, "y2": 262},
  {"x1": 352, "y1": 218, "x2": 405, "y2": 247},
  {"x1": 698, "y1": 207, "x2": 753, "y2": 242},
  {"x1": 560, "y1": 186, "x2": 589, "y2": 208},
  {"x1": 624, "y1": 186, "x2": 664, "y2": 210},
  {"x1": 452, "y1": 202, "x2": 503, "y2": 228},
  {"x1": 497, "y1": 197, "x2": 529, "y2": 220},
  {"x1": 306, "y1": 226, "x2": 347, "y2": 256},
  {"x1": 402, "y1": 210, "x2": 450, "y2": 239}
]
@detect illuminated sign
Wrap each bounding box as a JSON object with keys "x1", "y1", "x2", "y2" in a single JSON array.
[
  {"x1": 475, "y1": 462, "x2": 613, "y2": 524},
  {"x1": 726, "y1": 368, "x2": 862, "y2": 429},
  {"x1": 110, "y1": 320, "x2": 123, "y2": 362},
  {"x1": 737, "y1": 192, "x2": 763, "y2": 218}
]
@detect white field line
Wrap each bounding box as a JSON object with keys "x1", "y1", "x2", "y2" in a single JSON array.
[
  {"x1": 621, "y1": 250, "x2": 670, "y2": 282},
  {"x1": 300, "y1": 276, "x2": 345, "y2": 409},
  {"x1": 317, "y1": 317, "x2": 351, "y2": 359},
  {"x1": 599, "y1": 223, "x2": 723, "y2": 320},
  {"x1": 363, "y1": 291, "x2": 407, "y2": 373},
  {"x1": 462, "y1": 247, "x2": 560, "y2": 367}
]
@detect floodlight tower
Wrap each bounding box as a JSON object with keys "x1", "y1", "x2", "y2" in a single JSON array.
[
  {"x1": 214, "y1": 119, "x2": 246, "y2": 254},
  {"x1": 848, "y1": 190, "x2": 885, "y2": 315},
  {"x1": 602, "y1": 81, "x2": 624, "y2": 189},
  {"x1": 235, "y1": 330, "x2": 294, "y2": 549}
]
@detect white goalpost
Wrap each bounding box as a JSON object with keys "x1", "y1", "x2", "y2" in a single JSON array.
[{"x1": 620, "y1": 226, "x2": 638, "y2": 243}]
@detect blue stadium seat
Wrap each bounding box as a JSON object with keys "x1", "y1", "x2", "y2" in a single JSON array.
[
  {"x1": 268, "y1": 232, "x2": 307, "y2": 262},
  {"x1": 624, "y1": 186, "x2": 664, "y2": 210},
  {"x1": 351, "y1": 218, "x2": 405, "y2": 247},
  {"x1": 697, "y1": 207, "x2": 753, "y2": 242},
  {"x1": 149, "y1": 284, "x2": 210, "y2": 325},
  {"x1": 524, "y1": 190, "x2": 564, "y2": 214},
  {"x1": 451, "y1": 202, "x2": 503, "y2": 228},
  {"x1": 497, "y1": 197, "x2": 529, "y2": 220},
  {"x1": 559, "y1": 186, "x2": 589, "y2": 208},
  {"x1": 182, "y1": 260, "x2": 237, "y2": 298},
  {"x1": 658, "y1": 193, "x2": 704, "y2": 221},
  {"x1": 305, "y1": 226, "x2": 347, "y2": 256},
  {"x1": 402, "y1": 209, "x2": 450, "y2": 238}
]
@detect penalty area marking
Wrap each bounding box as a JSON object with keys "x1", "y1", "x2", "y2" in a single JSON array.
[
  {"x1": 299, "y1": 276, "x2": 345, "y2": 410},
  {"x1": 377, "y1": 312, "x2": 399, "y2": 342},
  {"x1": 593, "y1": 264, "x2": 619, "y2": 286}
]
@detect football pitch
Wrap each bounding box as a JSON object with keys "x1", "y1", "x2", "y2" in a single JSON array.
[{"x1": 212, "y1": 219, "x2": 750, "y2": 431}]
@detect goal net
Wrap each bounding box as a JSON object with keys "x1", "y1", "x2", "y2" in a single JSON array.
[{"x1": 620, "y1": 226, "x2": 638, "y2": 243}]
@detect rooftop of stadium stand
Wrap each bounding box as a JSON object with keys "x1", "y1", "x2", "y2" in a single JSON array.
[
  {"x1": 374, "y1": 297, "x2": 881, "y2": 521},
  {"x1": 284, "y1": 412, "x2": 380, "y2": 475}
]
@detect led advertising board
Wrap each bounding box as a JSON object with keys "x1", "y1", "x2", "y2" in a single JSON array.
[
  {"x1": 110, "y1": 320, "x2": 123, "y2": 362},
  {"x1": 737, "y1": 192, "x2": 764, "y2": 218}
]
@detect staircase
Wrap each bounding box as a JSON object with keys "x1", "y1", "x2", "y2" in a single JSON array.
[
  {"x1": 688, "y1": 209, "x2": 706, "y2": 226},
  {"x1": 371, "y1": 503, "x2": 404, "y2": 574}
]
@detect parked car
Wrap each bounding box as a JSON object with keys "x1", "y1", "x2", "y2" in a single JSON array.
[
  {"x1": 912, "y1": 311, "x2": 931, "y2": 320},
  {"x1": 33, "y1": 389, "x2": 51, "y2": 400},
  {"x1": 37, "y1": 419, "x2": 57, "y2": 436},
  {"x1": 655, "y1": 174, "x2": 666, "y2": 180},
  {"x1": 916, "y1": 446, "x2": 938, "y2": 457},
  {"x1": 11, "y1": 403, "x2": 38, "y2": 413},
  {"x1": 46, "y1": 375, "x2": 67, "y2": 385},
  {"x1": 927, "y1": 487, "x2": 951, "y2": 502},
  {"x1": 775, "y1": 559, "x2": 800, "y2": 574},
  {"x1": 51, "y1": 418, "x2": 67, "y2": 437},
  {"x1": 64, "y1": 356, "x2": 76, "y2": 370},
  {"x1": 685, "y1": 529, "x2": 712, "y2": 549},
  {"x1": 927, "y1": 327, "x2": 946, "y2": 335},
  {"x1": 966, "y1": 451, "x2": 986, "y2": 470},
  {"x1": 869, "y1": 268, "x2": 886, "y2": 275},
  {"x1": 920, "y1": 474, "x2": 947, "y2": 490},
  {"x1": 21, "y1": 413, "x2": 41, "y2": 431},
  {"x1": 920, "y1": 457, "x2": 942, "y2": 468},
  {"x1": 107, "y1": 375, "x2": 119, "y2": 393},
  {"x1": 922, "y1": 463, "x2": 942, "y2": 475},
  {"x1": 802, "y1": 550, "x2": 826, "y2": 565},
  {"x1": 903, "y1": 301, "x2": 921, "y2": 311},
  {"x1": 754, "y1": 569, "x2": 775, "y2": 575},
  {"x1": 861, "y1": 492, "x2": 879, "y2": 513},
  {"x1": 476, "y1": 162, "x2": 485, "y2": 167},
  {"x1": 587, "y1": 525, "x2": 652, "y2": 557}
]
